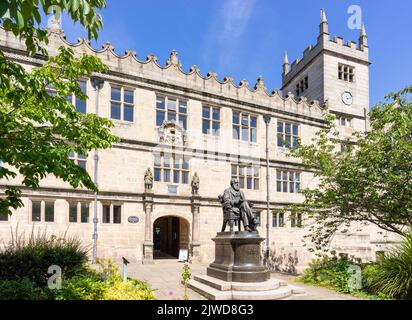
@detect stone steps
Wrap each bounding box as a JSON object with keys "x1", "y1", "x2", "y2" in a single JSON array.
[{"x1": 189, "y1": 275, "x2": 306, "y2": 300}]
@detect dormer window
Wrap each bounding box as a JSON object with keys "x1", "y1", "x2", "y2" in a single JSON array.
[
  {"x1": 295, "y1": 76, "x2": 308, "y2": 96},
  {"x1": 338, "y1": 64, "x2": 354, "y2": 82}
]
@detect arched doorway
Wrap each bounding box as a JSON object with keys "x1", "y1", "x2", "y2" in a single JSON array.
[{"x1": 153, "y1": 216, "x2": 190, "y2": 259}]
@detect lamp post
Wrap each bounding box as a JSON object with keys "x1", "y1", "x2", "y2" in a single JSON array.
[
  {"x1": 90, "y1": 76, "x2": 104, "y2": 264},
  {"x1": 263, "y1": 114, "x2": 271, "y2": 264}
]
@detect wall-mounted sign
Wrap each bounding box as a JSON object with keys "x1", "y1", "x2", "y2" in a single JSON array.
[{"x1": 128, "y1": 216, "x2": 139, "y2": 224}]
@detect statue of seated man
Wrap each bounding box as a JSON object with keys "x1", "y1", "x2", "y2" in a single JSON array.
[{"x1": 219, "y1": 178, "x2": 257, "y2": 232}]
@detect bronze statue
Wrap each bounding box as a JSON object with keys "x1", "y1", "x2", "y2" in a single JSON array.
[
  {"x1": 191, "y1": 172, "x2": 200, "y2": 195},
  {"x1": 218, "y1": 178, "x2": 257, "y2": 232},
  {"x1": 144, "y1": 168, "x2": 153, "y2": 191}
]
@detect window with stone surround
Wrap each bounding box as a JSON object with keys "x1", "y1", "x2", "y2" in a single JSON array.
[
  {"x1": 290, "y1": 212, "x2": 303, "y2": 228},
  {"x1": 231, "y1": 164, "x2": 259, "y2": 190},
  {"x1": 110, "y1": 86, "x2": 134, "y2": 122},
  {"x1": 31, "y1": 200, "x2": 55, "y2": 222},
  {"x1": 154, "y1": 153, "x2": 189, "y2": 184},
  {"x1": 295, "y1": 75, "x2": 308, "y2": 96},
  {"x1": 276, "y1": 170, "x2": 301, "y2": 193},
  {"x1": 338, "y1": 64, "x2": 355, "y2": 82},
  {"x1": 277, "y1": 121, "x2": 299, "y2": 148},
  {"x1": 272, "y1": 211, "x2": 285, "y2": 227},
  {"x1": 232, "y1": 111, "x2": 257, "y2": 143},
  {"x1": 156, "y1": 96, "x2": 187, "y2": 129},
  {"x1": 68, "y1": 201, "x2": 90, "y2": 223},
  {"x1": 335, "y1": 115, "x2": 352, "y2": 128},
  {"x1": 102, "y1": 203, "x2": 122, "y2": 224},
  {"x1": 47, "y1": 80, "x2": 87, "y2": 113},
  {"x1": 254, "y1": 211, "x2": 261, "y2": 227},
  {"x1": 202, "y1": 105, "x2": 220, "y2": 136},
  {"x1": 69, "y1": 152, "x2": 87, "y2": 170}
]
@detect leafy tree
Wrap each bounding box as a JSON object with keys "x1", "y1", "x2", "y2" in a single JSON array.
[
  {"x1": 0, "y1": 0, "x2": 119, "y2": 216},
  {"x1": 289, "y1": 86, "x2": 412, "y2": 250}
]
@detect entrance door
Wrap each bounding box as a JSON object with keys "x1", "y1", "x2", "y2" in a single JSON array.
[{"x1": 153, "y1": 216, "x2": 180, "y2": 258}]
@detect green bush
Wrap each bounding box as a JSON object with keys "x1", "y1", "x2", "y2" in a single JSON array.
[
  {"x1": 366, "y1": 228, "x2": 412, "y2": 299},
  {"x1": 0, "y1": 278, "x2": 51, "y2": 300},
  {"x1": 0, "y1": 227, "x2": 88, "y2": 287},
  {"x1": 298, "y1": 252, "x2": 357, "y2": 293}
]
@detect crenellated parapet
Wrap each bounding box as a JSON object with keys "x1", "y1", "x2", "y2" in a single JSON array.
[{"x1": 0, "y1": 25, "x2": 325, "y2": 120}]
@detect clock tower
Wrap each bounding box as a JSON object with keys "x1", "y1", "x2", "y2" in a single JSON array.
[{"x1": 281, "y1": 9, "x2": 370, "y2": 133}]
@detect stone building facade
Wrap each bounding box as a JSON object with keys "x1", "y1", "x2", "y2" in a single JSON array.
[{"x1": 0, "y1": 11, "x2": 395, "y2": 272}]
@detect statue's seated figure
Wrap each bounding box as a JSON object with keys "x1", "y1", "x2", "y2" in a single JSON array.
[{"x1": 218, "y1": 178, "x2": 258, "y2": 232}]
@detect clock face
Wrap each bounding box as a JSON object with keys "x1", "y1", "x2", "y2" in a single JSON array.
[{"x1": 342, "y1": 91, "x2": 353, "y2": 106}]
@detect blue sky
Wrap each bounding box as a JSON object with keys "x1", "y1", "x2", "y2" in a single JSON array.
[{"x1": 60, "y1": 0, "x2": 411, "y2": 108}]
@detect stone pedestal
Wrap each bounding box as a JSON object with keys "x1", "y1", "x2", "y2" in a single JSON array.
[
  {"x1": 142, "y1": 191, "x2": 154, "y2": 264},
  {"x1": 207, "y1": 231, "x2": 270, "y2": 282}
]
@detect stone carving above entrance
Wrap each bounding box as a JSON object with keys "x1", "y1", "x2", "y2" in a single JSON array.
[{"x1": 157, "y1": 121, "x2": 187, "y2": 146}]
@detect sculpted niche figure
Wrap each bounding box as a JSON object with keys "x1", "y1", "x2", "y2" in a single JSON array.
[
  {"x1": 191, "y1": 172, "x2": 200, "y2": 196},
  {"x1": 144, "y1": 168, "x2": 153, "y2": 191},
  {"x1": 218, "y1": 178, "x2": 257, "y2": 232}
]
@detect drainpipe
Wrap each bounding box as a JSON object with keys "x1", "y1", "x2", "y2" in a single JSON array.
[
  {"x1": 263, "y1": 114, "x2": 271, "y2": 264},
  {"x1": 90, "y1": 76, "x2": 104, "y2": 264}
]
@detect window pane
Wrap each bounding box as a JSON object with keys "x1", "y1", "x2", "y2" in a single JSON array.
[
  {"x1": 279, "y1": 213, "x2": 284, "y2": 226},
  {"x1": 285, "y1": 134, "x2": 291, "y2": 147},
  {"x1": 167, "y1": 112, "x2": 176, "y2": 122},
  {"x1": 276, "y1": 170, "x2": 281, "y2": 180},
  {"x1": 173, "y1": 170, "x2": 180, "y2": 183},
  {"x1": 277, "y1": 134, "x2": 283, "y2": 147},
  {"x1": 81, "y1": 203, "x2": 89, "y2": 223},
  {"x1": 164, "y1": 156, "x2": 170, "y2": 168},
  {"x1": 233, "y1": 126, "x2": 240, "y2": 140},
  {"x1": 111, "y1": 87, "x2": 121, "y2": 101},
  {"x1": 182, "y1": 171, "x2": 189, "y2": 184},
  {"x1": 272, "y1": 213, "x2": 277, "y2": 227},
  {"x1": 242, "y1": 115, "x2": 248, "y2": 126},
  {"x1": 254, "y1": 178, "x2": 259, "y2": 190},
  {"x1": 78, "y1": 160, "x2": 86, "y2": 170},
  {"x1": 295, "y1": 173, "x2": 300, "y2": 182},
  {"x1": 250, "y1": 128, "x2": 257, "y2": 143},
  {"x1": 75, "y1": 98, "x2": 86, "y2": 114},
  {"x1": 124, "y1": 105, "x2": 134, "y2": 122},
  {"x1": 212, "y1": 108, "x2": 220, "y2": 121},
  {"x1": 277, "y1": 122, "x2": 284, "y2": 133},
  {"x1": 233, "y1": 112, "x2": 239, "y2": 124},
  {"x1": 156, "y1": 97, "x2": 165, "y2": 109},
  {"x1": 167, "y1": 99, "x2": 176, "y2": 111},
  {"x1": 277, "y1": 181, "x2": 281, "y2": 192},
  {"x1": 285, "y1": 123, "x2": 291, "y2": 134},
  {"x1": 239, "y1": 177, "x2": 245, "y2": 188},
  {"x1": 154, "y1": 155, "x2": 161, "y2": 167},
  {"x1": 156, "y1": 110, "x2": 165, "y2": 126},
  {"x1": 0, "y1": 214, "x2": 8, "y2": 221},
  {"x1": 103, "y1": 205, "x2": 110, "y2": 223},
  {"x1": 124, "y1": 90, "x2": 134, "y2": 104},
  {"x1": 179, "y1": 101, "x2": 187, "y2": 114},
  {"x1": 182, "y1": 159, "x2": 189, "y2": 170},
  {"x1": 241, "y1": 127, "x2": 248, "y2": 141},
  {"x1": 164, "y1": 169, "x2": 170, "y2": 182},
  {"x1": 250, "y1": 116, "x2": 257, "y2": 128},
  {"x1": 68, "y1": 203, "x2": 77, "y2": 223},
  {"x1": 202, "y1": 119, "x2": 210, "y2": 134},
  {"x1": 293, "y1": 136, "x2": 298, "y2": 147},
  {"x1": 212, "y1": 121, "x2": 220, "y2": 136},
  {"x1": 154, "y1": 168, "x2": 161, "y2": 182},
  {"x1": 32, "y1": 201, "x2": 41, "y2": 222},
  {"x1": 283, "y1": 181, "x2": 288, "y2": 192},
  {"x1": 111, "y1": 102, "x2": 121, "y2": 120},
  {"x1": 69, "y1": 151, "x2": 75, "y2": 158},
  {"x1": 296, "y1": 183, "x2": 300, "y2": 193},
  {"x1": 247, "y1": 177, "x2": 252, "y2": 189},
  {"x1": 45, "y1": 202, "x2": 54, "y2": 222},
  {"x1": 179, "y1": 115, "x2": 187, "y2": 129},
  {"x1": 113, "y1": 206, "x2": 121, "y2": 224},
  {"x1": 293, "y1": 124, "x2": 299, "y2": 135},
  {"x1": 231, "y1": 165, "x2": 238, "y2": 176},
  {"x1": 78, "y1": 81, "x2": 87, "y2": 94},
  {"x1": 173, "y1": 157, "x2": 180, "y2": 169},
  {"x1": 290, "y1": 182, "x2": 295, "y2": 193},
  {"x1": 202, "y1": 106, "x2": 210, "y2": 119}
]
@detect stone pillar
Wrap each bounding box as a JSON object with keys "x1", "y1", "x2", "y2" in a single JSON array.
[
  {"x1": 190, "y1": 195, "x2": 201, "y2": 262},
  {"x1": 142, "y1": 191, "x2": 154, "y2": 264}
]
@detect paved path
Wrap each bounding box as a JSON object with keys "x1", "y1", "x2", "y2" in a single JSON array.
[{"x1": 128, "y1": 260, "x2": 363, "y2": 300}]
